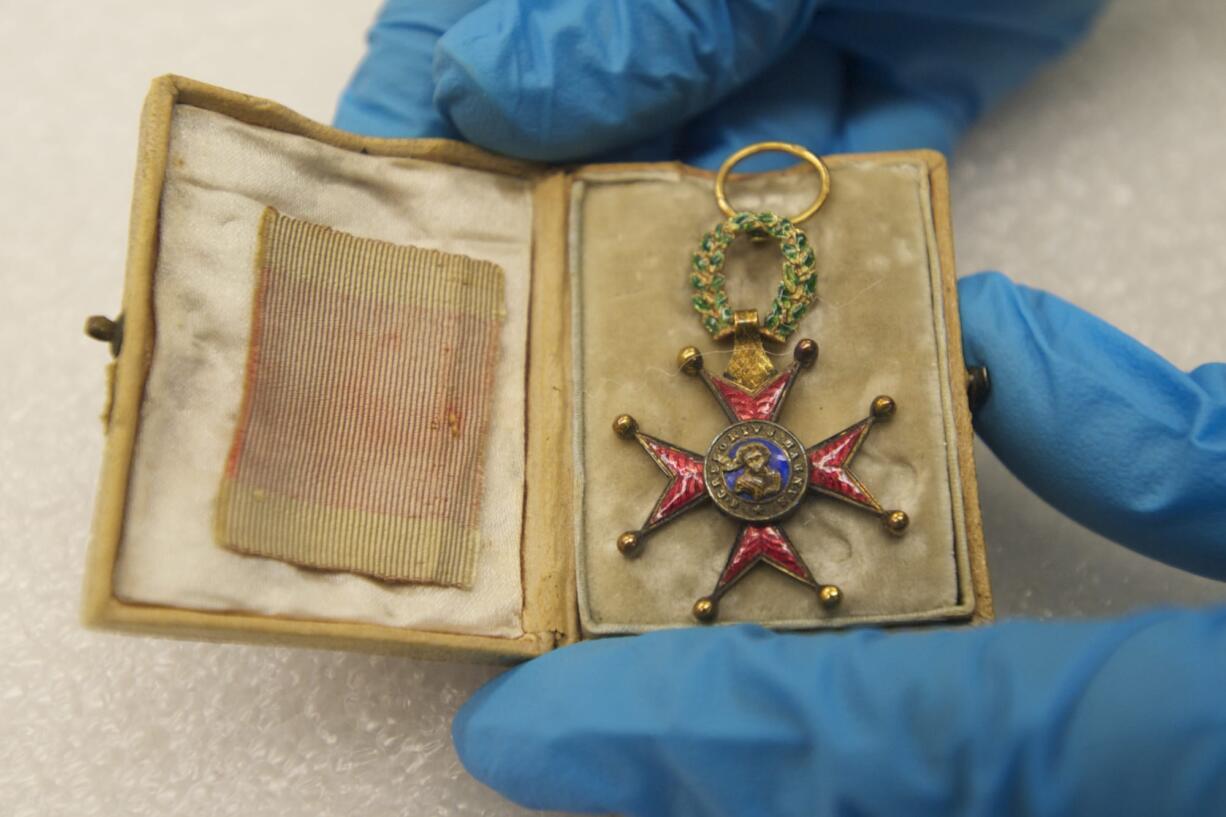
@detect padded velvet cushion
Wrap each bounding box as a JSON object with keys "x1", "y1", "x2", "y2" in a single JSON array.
[
  {"x1": 113, "y1": 106, "x2": 532, "y2": 637},
  {"x1": 573, "y1": 162, "x2": 974, "y2": 633}
]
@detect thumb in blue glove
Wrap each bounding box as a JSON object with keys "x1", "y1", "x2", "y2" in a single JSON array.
[
  {"x1": 451, "y1": 273, "x2": 1226, "y2": 817},
  {"x1": 336, "y1": 0, "x2": 1105, "y2": 166}
]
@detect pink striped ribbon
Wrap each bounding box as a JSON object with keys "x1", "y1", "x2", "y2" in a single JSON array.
[{"x1": 215, "y1": 208, "x2": 505, "y2": 587}]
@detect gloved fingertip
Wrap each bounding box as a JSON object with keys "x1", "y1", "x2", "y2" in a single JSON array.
[
  {"x1": 428, "y1": 0, "x2": 576, "y2": 160},
  {"x1": 433, "y1": 15, "x2": 646, "y2": 162},
  {"x1": 451, "y1": 665, "x2": 522, "y2": 762},
  {"x1": 433, "y1": 0, "x2": 824, "y2": 162},
  {"x1": 334, "y1": 0, "x2": 485, "y2": 138},
  {"x1": 957, "y1": 270, "x2": 1063, "y2": 446},
  {"x1": 451, "y1": 644, "x2": 637, "y2": 813},
  {"x1": 955, "y1": 271, "x2": 1226, "y2": 577},
  {"x1": 955, "y1": 271, "x2": 1011, "y2": 362},
  {"x1": 432, "y1": 30, "x2": 555, "y2": 160},
  {"x1": 450, "y1": 671, "x2": 499, "y2": 749},
  {"x1": 451, "y1": 669, "x2": 546, "y2": 807}
]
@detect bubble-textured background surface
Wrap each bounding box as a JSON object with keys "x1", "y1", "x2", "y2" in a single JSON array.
[{"x1": 1, "y1": 1, "x2": 1222, "y2": 814}]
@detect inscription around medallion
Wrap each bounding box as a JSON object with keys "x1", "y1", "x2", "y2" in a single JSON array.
[{"x1": 705, "y1": 420, "x2": 809, "y2": 522}]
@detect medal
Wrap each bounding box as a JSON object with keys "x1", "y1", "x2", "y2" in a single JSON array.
[{"x1": 613, "y1": 143, "x2": 909, "y2": 623}]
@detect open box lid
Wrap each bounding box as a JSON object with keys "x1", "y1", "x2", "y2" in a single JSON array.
[
  {"x1": 83, "y1": 75, "x2": 578, "y2": 662},
  {"x1": 83, "y1": 76, "x2": 990, "y2": 664}
]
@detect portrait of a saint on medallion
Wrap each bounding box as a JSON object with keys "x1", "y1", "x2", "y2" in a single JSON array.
[{"x1": 719, "y1": 440, "x2": 786, "y2": 500}]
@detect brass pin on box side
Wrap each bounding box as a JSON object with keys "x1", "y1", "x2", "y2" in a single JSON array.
[{"x1": 85, "y1": 314, "x2": 123, "y2": 358}]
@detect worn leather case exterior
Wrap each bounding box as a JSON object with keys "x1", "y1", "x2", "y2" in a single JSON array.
[{"x1": 81, "y1": 76, "x2": 990, "y2": 664}]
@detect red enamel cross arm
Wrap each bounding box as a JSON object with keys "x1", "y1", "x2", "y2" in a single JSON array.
[
  {"x1": 713, "y1": 524, "x2": 817, "y2": 596},
  {"x1": 635, "y1": 433, "x2": 709, "y2": 533},
  {"x1": 610, "y1": 414, "x2": 712, "y2": 558},
  {"x1": 702, "y1": 367, "x2": 798, "y2": 422},
  {"x1": 806, "y1": 418, "x2": 884, "y2": 512}
]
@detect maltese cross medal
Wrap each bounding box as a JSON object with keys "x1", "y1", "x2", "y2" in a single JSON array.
[
  {"x1": 613, "y1": 323, "x2": 907, "y2": 623},
  {"x1": 613, "y1": 187, "x2": 909, "y2": 623}
]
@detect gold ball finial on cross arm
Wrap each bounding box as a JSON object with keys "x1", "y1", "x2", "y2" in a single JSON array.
[
  {"x1": 870, "y1": 395, "x2": 896, "y2": 420},
  {"x1": 881, "y1": 510, "x2": 909, "y2": 535},
  {"x1": 678, "y1": 346, "x2": 704, "y2": 376},
  {"x1": 793, "y1": 338, "x2": 819, "y2": 368},
  {"x1": 818, "y1": 585, "x2": 843, "y2": 609},
  {"x1": 613, "y1": 414, "x2": 639, "y2": 438},
  {"x1": 692, "y1": 596, "x2": 719, "y2": 622},
  {"x1": 617, "y1": 531, "x2": 641, "y2": 556}
]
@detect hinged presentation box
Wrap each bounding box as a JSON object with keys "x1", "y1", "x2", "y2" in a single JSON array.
[{"x1": 82, "y1": 76, "x2": 991, "y2": 663}]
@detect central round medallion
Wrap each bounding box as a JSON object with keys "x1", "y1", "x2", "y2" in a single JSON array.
[{"x1": 705, "y1": 420, "x2": 809, "y2": 522}]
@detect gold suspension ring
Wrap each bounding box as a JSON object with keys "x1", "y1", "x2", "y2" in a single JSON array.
[{"x1": 714, "y1": 141, "x2": 831, "y2": 224}]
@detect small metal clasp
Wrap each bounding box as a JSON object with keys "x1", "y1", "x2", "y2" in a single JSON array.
[
  {"x1": 724, "y1": 310, "x2": 777, "y2": 391},
  {"x1": 85, "y1": 314, "x2": 123, "y2": 358},
  {"x1": 967, "y1": 365, "x2": 991, "y2": 411}
]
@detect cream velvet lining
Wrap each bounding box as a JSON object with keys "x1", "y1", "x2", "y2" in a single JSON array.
[
  {"x1": 113, "y1": 106, "x2": 531, "y2": 637},
  {"x1": 572, "y1": 163, "x2": 973, "y2": 634}
]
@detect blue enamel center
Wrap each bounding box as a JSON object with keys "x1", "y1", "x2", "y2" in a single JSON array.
[{"x1": 724, "y1": 437, "x2": 791, "y2": 501}]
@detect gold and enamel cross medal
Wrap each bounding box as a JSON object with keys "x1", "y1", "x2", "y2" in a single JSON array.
[{"x1": 613, "y1": 143, "x2": 909, "y2": 623}]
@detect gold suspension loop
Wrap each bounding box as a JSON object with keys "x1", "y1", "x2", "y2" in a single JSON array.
[{"x1": 714, "y1": 141, "x2": 831, "y2": 225}]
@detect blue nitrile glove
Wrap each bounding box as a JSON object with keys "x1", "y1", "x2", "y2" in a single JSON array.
[
  {"x1": 336, "y1": 3, "x2": 1226, "y2": 815},
  {"x1": 336, "y1": 0, "x2": 1106, "y2": 168},
  {"x1": 450, "y1": 274, "x2": 1226, "y2": 816}
]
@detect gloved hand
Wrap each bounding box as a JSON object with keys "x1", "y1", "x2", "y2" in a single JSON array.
[
  {"x1": 335, "y1": 0, "x2": 1106, "y2": 168},
  {"x1": 336, "y1": 2, "x2": 1226, "y2": 815},
  {"x1": 449, "y1": 273, "x2": 1226, "y2": 816}
]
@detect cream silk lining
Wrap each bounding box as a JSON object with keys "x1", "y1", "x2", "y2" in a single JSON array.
[
  {"x1": 571, "y1": 164, "x2": 973, "y2": 633},
  {"x1": 113, "y1": 106, "x2": 530, "y2": 637}
]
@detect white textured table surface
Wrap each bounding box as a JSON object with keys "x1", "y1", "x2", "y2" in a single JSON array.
[{"x1": 2, "y1": 2, "x2": 1222, "y2": 815}]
